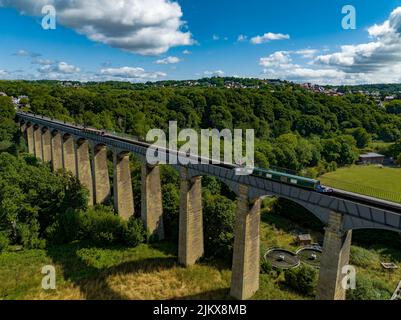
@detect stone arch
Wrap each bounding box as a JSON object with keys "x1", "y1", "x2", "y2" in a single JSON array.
[
  {"x1": 276, "y1": 195, "x2": 331, "y2": 226},
  {"x1": 267, "y1": 196, "x2": 327, "y2": 235}
]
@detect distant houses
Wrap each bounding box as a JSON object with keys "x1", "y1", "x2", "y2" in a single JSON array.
[{"x1": 0, "y1": 93, "x2": 30, "y2": 109}]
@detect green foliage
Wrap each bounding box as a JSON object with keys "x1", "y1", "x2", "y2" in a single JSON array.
[
  {"x1": 80, "y1": 207, "x2": 124, "y2": 246},
  {"x1": 162, "y1": 183, "x2": 180, "y2": 240},
  {"x1": 2, "y1": 79, "x2": 401, "y2": 173},
  {"x1": 350, "y1": 246, "x2": 381, "y2": 268},
  {"x1": 389, "y1": 139, "x2": 401, "y2": 157},
  {"x1": 385, "y1": 99, "x2": 401, "y2": 114},
  {"x1": 0, "y1": 152, "x2": 88, "y2": 248},
  {"x1": 0, "y1": 231, "x2": 9, "y2": 253},
  {"x1": 45, "y1": 208, "x2": 83, "y2": 244},
  {"x1": 0, "y1": 96, "x2": 15, "y2": 119},
  {"x1": 284, "y1": 265, "x2": 318, "y2": 296},
  {"x1": 345, "y1": 127, "x2": 372, "y2": 148},
  {"x1": 321, "y1": 135, "x2": 359, "y2": 165},
  {"x1": 122, "y1": 216, "x2": 149, "y2": 246},
  {"x1": 203, "y1": 192, "x2": 236, "y2": 261},
  {"x1": 260, "y1": 259, "x2": 273, "y2": 274},
  {"x1": 17, "y1": 222, "x2": 46, "y2": 249},
  {"x1": 347, "y1": 275, "x2": 392, "y2": 300}
]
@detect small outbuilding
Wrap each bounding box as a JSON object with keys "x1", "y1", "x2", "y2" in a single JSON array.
[
  {"x1": 297, "y1": 234, "x2": 312, "y2": 246},
  {"x1": 358, "y1": 153, "x2": 385, "y2": 165}
]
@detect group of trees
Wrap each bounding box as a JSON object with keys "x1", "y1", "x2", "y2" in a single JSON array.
[{"x1": 3, "y1": 79, "x2": 401, "y2": 173}]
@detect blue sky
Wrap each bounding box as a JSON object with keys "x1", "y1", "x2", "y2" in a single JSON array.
[{"x1": 1, "y1": 0, "x2": 401, "y2": 84}]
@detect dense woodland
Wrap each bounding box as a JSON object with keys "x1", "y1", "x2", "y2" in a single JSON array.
[
  {"x1": 3, "y1": 79, "x2": 401, "y2": 172},
  {"x1": 1, "y1": 79, "x2": 401, "y2": 269}
]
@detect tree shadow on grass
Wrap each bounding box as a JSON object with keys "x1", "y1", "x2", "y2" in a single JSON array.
[
  {"x1": 45, "y1": 242, "x2": 178, "y2": 300},
  {"x1": 174, "y1": 288, "x2": 231, "y2": 300},
  {"x1": 352, "y1": 229, "x2": 401, "y2": 263}
]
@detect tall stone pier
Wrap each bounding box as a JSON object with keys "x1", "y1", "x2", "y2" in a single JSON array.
[
  {"x1": 230, "y1": 185, "x2": 261, "y2": 300},
  {"x1": 41, "y1": 128, "x2": 52, "y2": 163},
  {"x1": 62, "y1": 134, "x2": 77, "y2": 176},
  {"x1": 26, "y1": 124, "x2": 35, "y2": 154},
  {"x1": 178, "y1": 167, "x2": 204, "y2": 266},
  {"x1": 141, "y1": 162, "x2": 164, "y2": 240},
  {"x1": 316, "y1": 211, "x2": 352, "y2": 300},
  {"x1": 76, "y1": 139, "x2": 94, "y2": 205},
  {"x1": 113, "y1": 151, "x2": 134, "y2": 220},
  {"x1": 51, "y1": 131, "x2": 63, "y2": 171},
  {"x1": 92, "y1": 144, "x2": 111, "y2": 204},
  {"x1": 33, "y1": 125, "x2": 43, "y2": 160}
]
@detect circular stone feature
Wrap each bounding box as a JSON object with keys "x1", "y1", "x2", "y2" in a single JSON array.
[
  {"x1": 296, "y1": 246, "x2": 322, "y2": 268},
  {"x1": 264, "y1": 248, "x2": 300, "y2": 269}
]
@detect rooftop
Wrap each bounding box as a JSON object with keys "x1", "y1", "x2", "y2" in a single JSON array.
[{"x1": 360, "y1": 153, "x2": 385, "y2": 158}]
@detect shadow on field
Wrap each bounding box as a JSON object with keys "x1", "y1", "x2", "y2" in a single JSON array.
[
  {"x1": 174, "y1": 288, "x2": 230, "y2": 300},
  {"x1": 45, "y1": 242, "x2": 178, "y2": 300}
]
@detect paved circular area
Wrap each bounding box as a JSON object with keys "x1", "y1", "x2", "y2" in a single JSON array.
[
  {"x1": 264, "y1": 248, "x2": 301, "y2": 269},
  {"x1": 296, "y1": 246, "x2": 322, "y2": 268}
]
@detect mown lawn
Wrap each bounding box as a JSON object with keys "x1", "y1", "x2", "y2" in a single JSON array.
[
  {"x1": 1, "y1": 212, "x2": 400, "y2": 300},
  {"x1": 320, "y1": 165, "x2": 401, "y2": 202}
]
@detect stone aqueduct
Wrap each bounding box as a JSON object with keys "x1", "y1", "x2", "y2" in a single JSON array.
[{"x1": 17, "y1": 112, "x2": 401, "y2": 300}]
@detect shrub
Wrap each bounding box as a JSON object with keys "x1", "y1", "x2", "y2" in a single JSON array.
[
  {"x1": 347, "y1": 275, "x2": 392, "y2": 300},
  {"x1": 0, "y1": 231, "x2": 9, "y2": 253},
  {"x1": 350, "y1": 246, "x2": 380, "y2": 268},
  {"x1": 122, "y1": 217, "x2": 148, "y2": 247},
  {"x1": 17, "y1": 222, "x2": 46, "y2": 249},
  {"x1": 284, "y1": 264, "x2": 318, "y2": 296},
  {"x1": 45, "y1": 208, "x2": 83, "y2": 244},
  {"x1": 80, "y1": 207, "x2": 124, "y2": 246},
  {"x1": 260, "y1": 259, "x2": 273, "y2": 274}
]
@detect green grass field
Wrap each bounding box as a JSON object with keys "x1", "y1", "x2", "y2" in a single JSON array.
[{"x1": 320, "y1": 165, "x2": 401, "y2": 203}]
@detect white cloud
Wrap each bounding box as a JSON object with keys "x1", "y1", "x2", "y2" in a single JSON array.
[
  {"x1": 100, "y1": 66, "x2": 167, "y2": 79},
  {"x1": 155, "y1": 56, "x2": 180, "y2": 64},
  {"x1": 13, "y1": 49, "x2": 41, "y2": 57},
  {"x1": 237, "y1": 34, "x2": 248, "y2": 42},
  {"x1": 38, "y1": 61, "x2": 81, "y2": 74},
  {"x1": 32, "y1": 58, "x2": 55, "y2": 66},
  {"x1": 0, "y1": 69, "x2": 8, "y2": 77},
  {"x1": 212, "y1": 34, "x2": 220, "y2": 41},
  {"x1": 1, "y1": 0, "x2": 194, "y2": 55},
  {"x1": 259, "y1": 51, "x2": 352, "y2": 84},
  {"x1": 257, "y1": 7, "x2": 401, "y2": 84},
  {"x1": 182, "y1": 50, "x2": 191, "y2": 55},
  {"x1": 259, "y1": 51, "x2": 291, "y2": 68},
  {"x1": 250, "y1": 32, "x2": 290, "y2": 44},
  {"x1": 312, "y1": 6, "x2": 401, "y2": 82},
  {"x1": 294, "y1": 49, "x2": 318, "y2": 58},
  {"x1": 204, "y1": 70, "x2": 225, "y2": 77}
]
